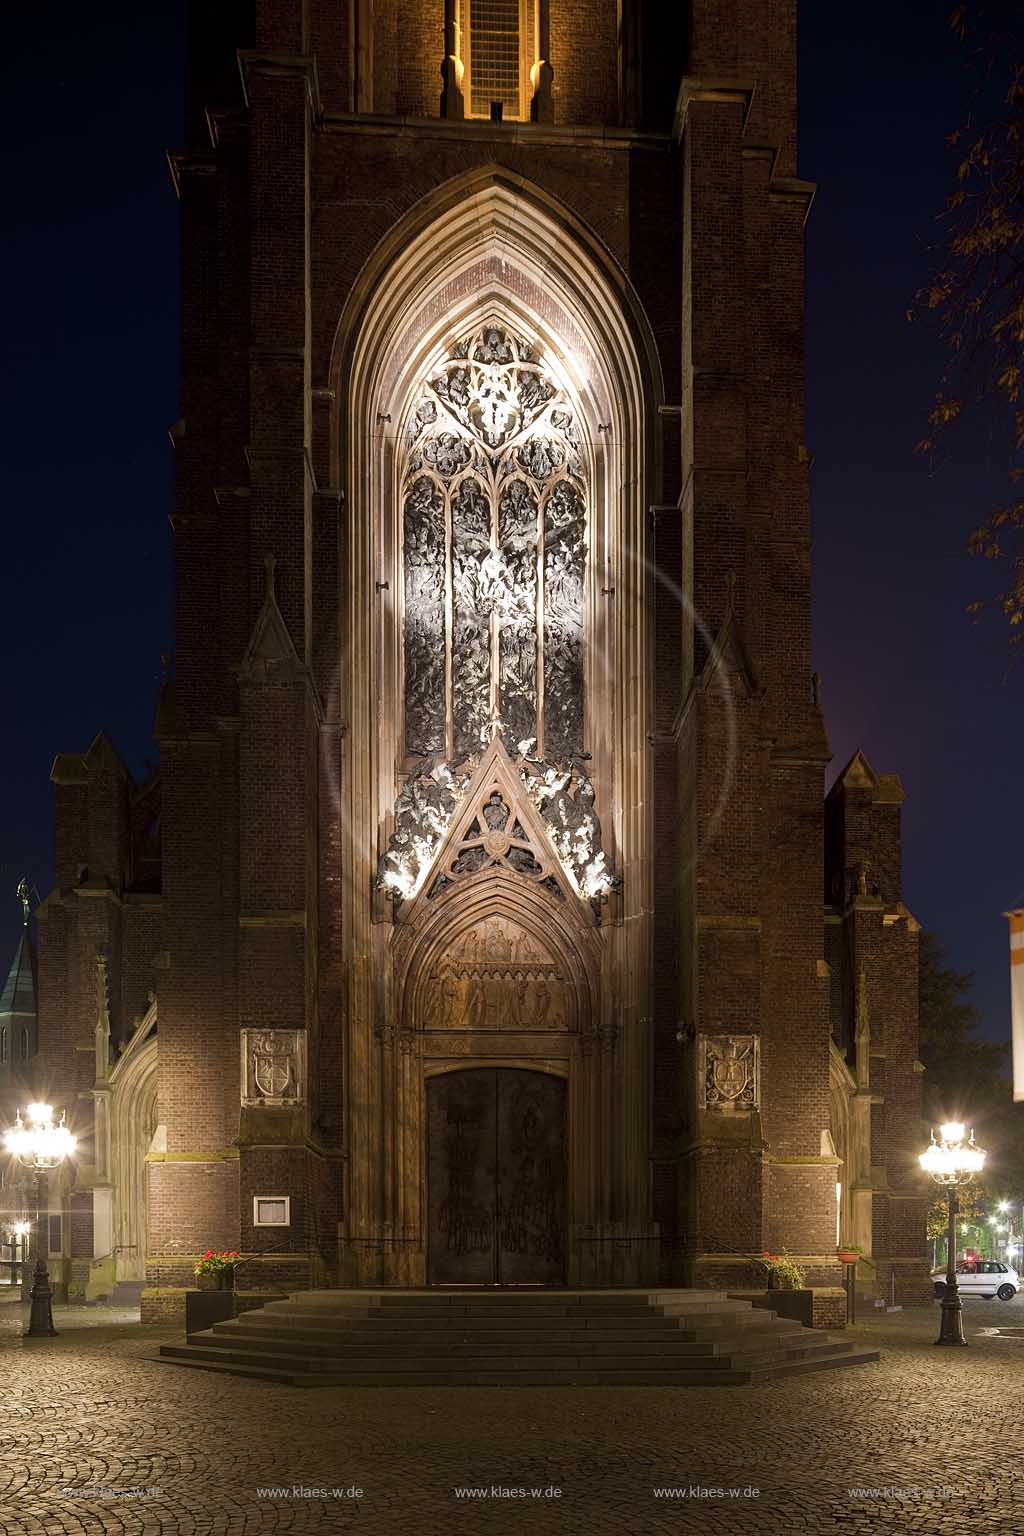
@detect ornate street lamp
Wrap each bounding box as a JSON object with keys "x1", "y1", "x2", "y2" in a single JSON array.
[
  {"x1": 919, "y1": 1121, "x2": 986, "y2": 1346},
  {"x1": 2, "y1": 1104, "x2": 76, "y2": 1337}
]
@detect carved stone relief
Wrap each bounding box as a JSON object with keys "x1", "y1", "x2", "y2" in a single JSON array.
[
  {"x1": 401, "y1": 322, "x2": 584, "y2": 762},
  {"x1": 543, "y1": 479, "x2": 585, "y2": 761},
  {"x1": 241, "y1": 1028, "x2": 307, "y2": 1105},
  {"x1": 389, "y1": 323, "x2": 615, "y2": 910},
  {"x1": 421, "y1": 915, "x2": 568, "y2": 1032},
  {"x1": 451, "y1": 478, "x2": 493, "y2": 760},
  {"x1": 522, "y1": 758, "x2": 615, "y2": 900},
  {"x1": 377, "y1": 761, "x2": 471, "y2": 901},
  {"x1": 402, "y1": 476, "x2": 446, "y2": 756},
  {"x1": 423, "y1": 756, "x2": 581, "y2": 902},
  {"x1": 700, "y1": 1034, "x2": 760, "y2": 1111}
]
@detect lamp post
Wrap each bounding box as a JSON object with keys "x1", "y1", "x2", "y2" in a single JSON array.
[
  {"x1": 2, "y1": 1105, "x2": 76, "y2": 1337},
  {"x1": 10, "y1": 1220, "x2": 30, "y2": 1288},
  {"x1": 919, "y1": 1122, "x2": 986, "y2": 1347}
]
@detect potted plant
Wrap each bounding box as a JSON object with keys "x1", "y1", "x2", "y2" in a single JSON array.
[
  {"x1": 755, "y1": 1250, "x2": 806, "y2": 1290},
  {"x1": 193, "y1": 1250, "x2": 239, "y2": 1291},
  {"x1": 837, "y1": 1243, "x2": 863, "y2": 1265},
  {"x1": 752, "y1": 1250, "x2": 814, "y2": 1326}
]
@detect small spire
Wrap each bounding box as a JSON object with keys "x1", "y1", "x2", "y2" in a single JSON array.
[
  {"x1": 264, "y1": 556, "x2": 277, "y2": 601},
  {"x1": 16, "y1": 878, "x2": 29, "y2": 927}
]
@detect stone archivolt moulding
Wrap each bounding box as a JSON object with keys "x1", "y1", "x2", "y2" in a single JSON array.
[
  {"x1": 700, "y1": 1034, "x2": 760, "y2": 1111},
  {"x1": 240, "y1": 1028, "x2": 306, "y2": 1106}
]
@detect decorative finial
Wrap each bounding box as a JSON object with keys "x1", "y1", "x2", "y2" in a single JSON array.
[{"x1": 16, "y1": 878, "x2": 29, "y2": 927}]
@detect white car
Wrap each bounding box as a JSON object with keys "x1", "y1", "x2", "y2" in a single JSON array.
[{"x1": 931, "y1": 1261, "x2": 1020, "y2": 1301}]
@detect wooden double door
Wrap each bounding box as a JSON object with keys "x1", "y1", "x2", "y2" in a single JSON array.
[{"x1": 426, "y1": 1068, "x2": 566, "y2": 1285}]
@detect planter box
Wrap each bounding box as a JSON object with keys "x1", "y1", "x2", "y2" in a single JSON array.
[
  {"x1": 185, "y1": 1290, "x2": 235, "y2": 1337},
  {"x1": 753, "y1": 1288, "x2": 814, "y2": 1328}
]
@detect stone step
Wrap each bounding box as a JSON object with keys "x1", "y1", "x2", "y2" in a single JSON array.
[
  {"x1": 215, "y1": 1316, "x2": 805, "y2": 1349},
  {"x1": 224, "y1": 1320, "x2": 796, "y2": 1349},
  {"x1": 724, "y1": 1340, "x2": 857, "y2": 1370},
  {"x1": 156, "y1": 1341, "x2": 879, "y2": 1388},
  {"x1": 154, "y1": 1352, "x2": 759, "y2": 1386},
  {"x1": 252, "y1": 1306, "x2": 755, "y2": 1331},
  {"x1": 210, "y1": 1329, "x2": 762, "y2": 1353},
  {"x1": 167, "y1": 1343, "x2": 751, "y2": 1373},
  {"x1": 163, "y1": 1340, "x2": 847, "y2": 1375},
  {"x1": 288, "y1": 1289, "x2": 732, "y2": 1305},
  {"x1": 672, "y1": 1322, "x2": 804, "y2": 1344},
  {"x1": 747, "y1": 1347, "x2": 881, "y2": 1383},
  {"x1": 157, "y1": 1287, "x2": 879, "y2": 1387},
  {"x1": 194, "y1": 1329, "x2": 746, "y2": 1358},
  {"x1": 238, "y1": 1311, "x2": 693, "y2": 1332},
  {"x1": 263, "y1": 1300, "x2": 680, "y2": 1320}
]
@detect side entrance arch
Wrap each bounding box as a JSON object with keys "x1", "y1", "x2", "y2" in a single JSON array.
[{"x1": 426, "y1": 1066, "x2": 566, "y2": 1285}]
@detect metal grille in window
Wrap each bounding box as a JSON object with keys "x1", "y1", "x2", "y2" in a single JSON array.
[{"x1": 470, "y1": 0, "x2": 520, "y2": 117}]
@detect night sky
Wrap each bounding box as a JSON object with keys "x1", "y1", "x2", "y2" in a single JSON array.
[{"x1": 2, "y1": 4, "x2": 1020, "y2": 1047}]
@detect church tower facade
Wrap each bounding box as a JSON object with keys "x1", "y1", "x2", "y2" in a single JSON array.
[{"x1": 29, "y1": 2, "x2": 928, "y2": 1316}]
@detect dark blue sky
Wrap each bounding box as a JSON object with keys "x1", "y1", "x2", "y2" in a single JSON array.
[{"x1": 2, "y1": 4, "x2": 1020, "y2": 1045}]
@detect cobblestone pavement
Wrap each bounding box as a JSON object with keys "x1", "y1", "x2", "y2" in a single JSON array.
[{"x1": 1, "y1": 1298, "x2": 1023, "y2": 1534}]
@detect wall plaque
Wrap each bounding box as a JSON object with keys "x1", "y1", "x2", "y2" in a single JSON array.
[
  {"x1": 240, "y1": 1028, "x2": 306, "y2": 1106},
  {"x1": 700, "y1": 1034, "x2": 760, "y2": 1111}
]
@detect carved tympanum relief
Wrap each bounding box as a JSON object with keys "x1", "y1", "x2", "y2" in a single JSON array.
[
  {"x1": 402, "y1": 323, "x2": 586, "y2": 763},
  {"x1": 421, "y1": 915, "x2": 568, "y2": 1032}
]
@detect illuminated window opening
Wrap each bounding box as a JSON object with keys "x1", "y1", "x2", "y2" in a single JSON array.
[{"x1": 465, "y1": 0, "x2": 532, "y2": 119}]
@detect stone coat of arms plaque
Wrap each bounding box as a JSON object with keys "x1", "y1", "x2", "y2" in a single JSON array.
[
  {"x1": 241, "y1": 1028, "x2": 306, "y2": 1106},
  {"x1": 699, "y1": 1034, "x2": 759, "y2": 1111}
]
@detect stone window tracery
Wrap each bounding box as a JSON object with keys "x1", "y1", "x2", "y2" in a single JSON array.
[{"x1": 402, "y1": 323, "x2": 586, "y2": 766}]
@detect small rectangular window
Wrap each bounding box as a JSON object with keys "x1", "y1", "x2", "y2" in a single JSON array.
[
  {"x1": 48, "y1": 1214, "x2": 62, "y2": 1254},
  {"x1": 253, "y1": 1195, "x2": 290, "y2": 1227}
]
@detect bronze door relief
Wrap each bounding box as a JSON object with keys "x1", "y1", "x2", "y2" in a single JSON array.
[{"x1": 427, "y1": 1068, "x2": 566, "y2": 1285}]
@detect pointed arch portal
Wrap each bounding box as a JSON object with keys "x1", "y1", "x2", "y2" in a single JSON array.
[{"x1": 333, "y1": 171, "x2": 661, "y2": 1286}]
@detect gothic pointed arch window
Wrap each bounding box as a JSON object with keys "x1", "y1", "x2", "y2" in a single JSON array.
[{"x1": 402, "y1": 322, "x2": 586, "y2": 766}]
